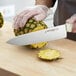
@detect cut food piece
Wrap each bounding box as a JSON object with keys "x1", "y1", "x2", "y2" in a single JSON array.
[
  {"x1": 14, "y1": 18, "x2": 48, "y2": 48},
  {"x1": 38, "y1": 49, "x2": 61, "y2": 60},
  {"x1": 0, "y1": 12, "x2": 4, "y2": 28}
]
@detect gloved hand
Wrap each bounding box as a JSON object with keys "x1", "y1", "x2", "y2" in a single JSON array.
[
  {"x1": 14, "y1": 5, "x2": 49, "y2": 29},
  {"x1": 66, "y1": 14, "x2": 76, "y2": 33}
]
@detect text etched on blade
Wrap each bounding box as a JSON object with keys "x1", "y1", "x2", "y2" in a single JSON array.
[{"x1": 45, "y1": 28, "x2": 59, "y2": 33}]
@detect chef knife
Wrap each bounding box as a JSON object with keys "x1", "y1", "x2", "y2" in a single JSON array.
[{"x1": 7, "y1": 24, "x2": 70, "y2": 46}]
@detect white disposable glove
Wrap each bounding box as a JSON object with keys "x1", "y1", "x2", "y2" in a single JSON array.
[
  {"x1": 14, "y1": 5, "x2": 49, "y2": 29},
  {"x1": 66, "y1": 14, "x2": 76, "y2": 33}
]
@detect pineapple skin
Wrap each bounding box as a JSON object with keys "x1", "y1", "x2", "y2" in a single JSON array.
[
  {"x1": 14, "y1": 18, "x2": 48, "y2": 48},
  {"x1": 0, "y1": 12, "x2": 4, "y2": 28}
]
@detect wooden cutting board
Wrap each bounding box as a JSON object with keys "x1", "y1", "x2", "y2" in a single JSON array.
[{"x1": 0, "y1": 22, "x2": 76, "y2": 76}]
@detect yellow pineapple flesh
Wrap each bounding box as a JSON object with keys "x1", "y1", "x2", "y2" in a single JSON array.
[
  {"x1": 38, "y1": 49, "x2": 61, "y2": 60},
  {"x1": 14, "y1": 18, "x2": 48, "y2": 48}
]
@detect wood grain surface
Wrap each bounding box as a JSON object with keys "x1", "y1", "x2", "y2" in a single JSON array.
[{"x1": 0, "y1": 22, "x2": 76, "y2": 76}]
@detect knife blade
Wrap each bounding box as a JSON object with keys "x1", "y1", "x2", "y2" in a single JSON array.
[{"x1": 7, "y1": 24, "x2": 67, "y2": 46}]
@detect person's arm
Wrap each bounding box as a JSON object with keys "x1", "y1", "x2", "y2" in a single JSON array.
[{"x1": 35, "y1": 0, "x2": 53, "y2": 8}]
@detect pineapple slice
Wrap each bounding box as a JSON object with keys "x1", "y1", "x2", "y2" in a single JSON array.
[
  {"x1": 38, "y1": 49, "x2": 61, "y2": 60},
  {"x1": 14, "y1": 18, "x2": 48, "y2": 48},
  {"x1": 0, "y1": 12, "x2": 4, "y2": 28}
]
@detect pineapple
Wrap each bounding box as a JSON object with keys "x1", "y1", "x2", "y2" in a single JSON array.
[
  {"x1": 0, "y1": 12, "x2": 4, "y2": 28},
  {"x1": 14, "y1": 18, "x2": 48, "y2": 48},
  {"x1": 38, "y1": 49, "x2": 61, "y2": 60}
]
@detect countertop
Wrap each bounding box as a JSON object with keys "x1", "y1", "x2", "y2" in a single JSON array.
[{"x1": 0, "y1": 22, "x2": 76, "y2": 76}]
